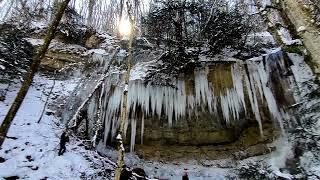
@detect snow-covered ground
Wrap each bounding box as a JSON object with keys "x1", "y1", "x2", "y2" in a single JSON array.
[{"x1": 0, "y1": 75, "x2": 114, "y2": 179}]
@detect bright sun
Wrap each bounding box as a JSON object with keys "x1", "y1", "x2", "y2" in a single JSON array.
[{"x1": 118, "y1": 18, "x2": 132, "y2": 37}]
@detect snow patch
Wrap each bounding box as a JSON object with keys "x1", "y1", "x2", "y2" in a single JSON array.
[
  {"x1": 277, "y1": 27, "x2": 303, "y2": 45},
  {"x1": 297, "y1": 26, "x2": 306, "y2": 33},
  {"x1": 246, "y1": 31, "x2": 276, "y2": 46},
  {"x1": 269, "y1": 138, "x2": 293, "y2": 179},
  {"x1": 24, "y1": 38, "x2": 44, "y2": 46},
  {"x1": 86, "y1": 48, "x2": 109, "y2": 56},
  {"x1": 31, "y1": 20, "x2": 48, "y2": 30}
]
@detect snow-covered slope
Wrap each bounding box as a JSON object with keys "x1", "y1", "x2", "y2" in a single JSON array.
[{"x1": 0, "y1": 75, "x2": 114, "y2": 179}]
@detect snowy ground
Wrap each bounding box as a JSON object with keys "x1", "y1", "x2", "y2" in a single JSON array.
[{"x1": 0, "y1": 75, "x2": 113, "y2": 179}]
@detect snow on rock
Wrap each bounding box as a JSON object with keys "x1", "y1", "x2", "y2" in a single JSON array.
[
  {"x1": 99, "y1": 33, "x2": 118, "y2": 52},
  {"x1": 84, "y1": 48, "x2": 110, "y2": 65},
  {"x1": 0, "y1": 75, "x2": 113, "y2": 179},
  {"x1": 31, "y1": 20, "x2": 48, "y2": 30},
  {"x1": 24, "y1": 38, "x2": 45, "y2": 46},
  {"x1": 246, "y1": 31, "x2": 276, "y2": 46},
  {"x1": 118, "y1": 49, "x2": 128, "y2": 57},
  {"x1": 300, "y1": 151, "x2": 320, "y2": 178},
  {"x1": 288, "y1": 53, "x2": 314, "y2": 84},
  {"x1": 269, "y1": 138, "x2": 294, "y2": 179},
  {"x1": 288, "y1": 53, "x2": 315, "y2": 99},
  {"x1": 266, "y1": 9, "x2": 286, "y2": 27},
  {"x1": 261, "y1": 0, "x2": 272, "y2": 9},
  {"x1": 244, "y1": 0, "x2": 258, "y2": 14},
  {"x1": 0, "y1": 0, "x2": 14, "y2": 21},
  {"x1": 24, "y1": 38, "x2": 87, "y2": 54},
  {"x1": 49, "y1": 42, "x2": 87, "y2": 54},
  {"x1": 297, "y1": 26, "x2": 307, "y2": 33},
  {"x1": 129, "y1": 60, "x2": 155, "y2": 81},
  {"x1": 86, "y1": 48, "x2": 109, "y2": 56},
  {"x1": 24, "y1": 38, "x2": 83, "y2": 54},
  {"x1": 277, "y1": 27, "x2": 303, "y2": 45}
]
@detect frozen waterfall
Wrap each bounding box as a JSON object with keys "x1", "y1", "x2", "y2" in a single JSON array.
[{"x1": 96, "y1": 49, "x2": 293, "y2": 152}]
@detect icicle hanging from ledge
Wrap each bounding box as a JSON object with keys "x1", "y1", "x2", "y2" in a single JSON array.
[{"x1": 99, "y1": 49, "x2": 289, "y2": 152}]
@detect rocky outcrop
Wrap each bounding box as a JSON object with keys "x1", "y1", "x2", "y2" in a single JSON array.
[
  {"x1": 40, "y1": 42, "x2": 87, "y2": 71},
  {"x1": 280, "y1": 0, "x2": 320, "y2": 78},
  {"x1": 300, "y1": 0, "x2": 320, "y2": 27},
  {"x1": 85, "y1": 35, "x2": 103, "y2": 49},
  {"x1": 135, "y1": 123, "x2": 277, "y2": 162}
]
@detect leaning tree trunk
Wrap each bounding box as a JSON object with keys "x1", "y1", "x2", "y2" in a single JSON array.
[{"x1": 0, "y1": 0, "x2": 71, "y2": 147}]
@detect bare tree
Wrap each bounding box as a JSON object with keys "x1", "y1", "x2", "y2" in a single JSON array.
[
  {"x1": 87, "y1": 0, "x2": 95, "y2": 27},
  {"x1": 114, "y1": 2, "x2": 134, "y2": 179}
]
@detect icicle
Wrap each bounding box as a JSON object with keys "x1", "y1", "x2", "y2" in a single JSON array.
[
  {"x1": 87, "y1": 98, "x2": 96, "y2": 121},
  {"x1": 232, "y1": 64, "x2": 246, "y2": 114},
  {"x1": 130, "y1": 118, "x2": 137, "y2": 152},
  {"x1": 141, "y1": 113, "x2": 144, "y2": 145},
  {"x1": 245, "y1": 63, "x2": 263, "y2": 136},
  {"x1": 99, "y1": 56, "x2": 292, "y2": 150},
  {"x1": 194, "y1": 69, "x2": 213, "y2": 110},
  {"x1": 220, "y1": 95, "x2": 230, "y2": 124},
  {"x1": 256, "y1": 62, "x2": 284, "y2": 132},
  {"x1": 250, "y1": 60, "x2": 265, "y2": 103}
]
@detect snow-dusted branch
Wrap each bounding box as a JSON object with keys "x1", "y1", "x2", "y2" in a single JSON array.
[{"x1": 37, "y1": 73, "x2": 56, "y2": 123}]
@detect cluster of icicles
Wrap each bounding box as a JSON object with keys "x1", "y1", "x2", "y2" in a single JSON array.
[{"x1": 96, "y1": 50, "x2": 288, "y2": 152}]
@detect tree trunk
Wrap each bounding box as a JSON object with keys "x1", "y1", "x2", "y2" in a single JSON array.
[
  {"x1": 87, "y1": 0, "x2": 95, "y2": 27},
  {"x1": 117, "y1": 0, "x2": 124, "y2": 37},
  {"x1": 114, "y1": 2, "x2": 134, "y2": 179},
  {"x1": 173, "y1": 7, "x2": 184, "y2": 53},
  {"x1": 0, "y1": 0, "x2": 71, "y2": 147}
]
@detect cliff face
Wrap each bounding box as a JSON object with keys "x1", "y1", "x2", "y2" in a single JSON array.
[
  {"x1": 281, "y1": 0, "x2": 320, "y2": 78},
  {"x1": 253, "y1": 0, "x2": 320, "y2": 79},
  {"x1": 66, "y1": 47, "x2": 307, "y2": 162}
]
